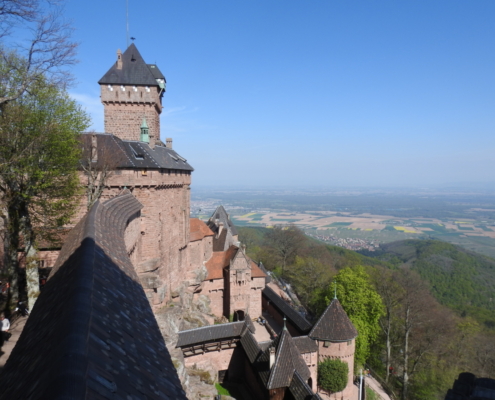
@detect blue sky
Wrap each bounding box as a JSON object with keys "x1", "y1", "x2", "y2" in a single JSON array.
[{"x1": 64, "y1": 0, "x2": 495, "y2": 188}]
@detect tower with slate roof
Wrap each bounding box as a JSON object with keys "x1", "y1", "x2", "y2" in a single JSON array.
[
  {"x1": 99, "y1": 44, "x2": 166, "y2": 147},
  {"x1": 309, "y1": 297, "x2": 358, "y2": 400}
]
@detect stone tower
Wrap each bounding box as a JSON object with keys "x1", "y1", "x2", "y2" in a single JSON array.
[
  {"x1": 226, "y1": 248, "x2": 252, "y2": 320},
  {"x1": 98, "y1": 43, "x2": 166, "y2": 147},
  {"x1": 309, "y1": 298, "x2": 358, "y2": 400}
]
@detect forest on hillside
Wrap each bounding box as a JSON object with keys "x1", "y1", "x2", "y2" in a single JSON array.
[{"x1": 238, "y1": 226, "x2": 495, "y2": 400}]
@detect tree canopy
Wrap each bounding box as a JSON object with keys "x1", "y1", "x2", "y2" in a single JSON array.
[{"x1": 318, "y1": 358, "x2": 348, "y2": 393}]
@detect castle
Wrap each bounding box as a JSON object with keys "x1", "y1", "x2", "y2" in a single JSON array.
[{"x1": 3, "y1": 44, "x2": 360, "y2": 400}]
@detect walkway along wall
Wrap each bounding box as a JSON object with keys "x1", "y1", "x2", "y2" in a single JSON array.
[{"x1": 0, "y1": 192, "x2": 186, "y2": 399}]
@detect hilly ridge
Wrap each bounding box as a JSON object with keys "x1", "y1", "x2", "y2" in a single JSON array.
[{"x1": 360, "y1": 239, "x2": 495, "y2": 327}]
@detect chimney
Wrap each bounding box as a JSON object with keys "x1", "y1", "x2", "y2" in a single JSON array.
[
  {"x1": 116, "y1": 49, "x2": 123, "y2": 70},
  {"x1": 166, "y1": 137, "x2": 173, "y2": 149},
  {"x1": 91, "y1": 134, "x2": 98, "y2": 162},
  {"x1": 269, "y1": 347, "x2": 276, "y2": 369}
]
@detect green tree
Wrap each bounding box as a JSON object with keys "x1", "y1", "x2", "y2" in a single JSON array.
[
  {"x1": 318, "y1": 358, "x2": 348, "y2": 393},
  {"x1": 0, "y1": 73, "x2": 89, "y2": 310},
  {"x1": 265, "y1": 224, "x2": 306, "y2": 277},
  {"x1": 329, "y1": 266, "x2": 384, "y2": 367},
  {"x1": 285, "y1": 256, "x2": 332, "y2": 308}
]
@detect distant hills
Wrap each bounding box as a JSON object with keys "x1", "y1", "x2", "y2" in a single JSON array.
[{"x1": 360, "y1": 240, "x2": 495, "y2": 328}]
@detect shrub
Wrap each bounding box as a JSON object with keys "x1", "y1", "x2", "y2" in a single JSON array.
[{"x1": 318, "y1": 358, "x2": 348, "y2": 393}]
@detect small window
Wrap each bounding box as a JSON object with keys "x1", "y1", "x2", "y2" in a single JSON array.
[
  {"x1": 323, "y1": 341, "x2": 330, "y2": 348},
  {"x1": 347, "y1": 340, "x2": 352, "y2": 346},
  {"x1": 142, "y1": 169, "x2": 147, "y2": 176}
]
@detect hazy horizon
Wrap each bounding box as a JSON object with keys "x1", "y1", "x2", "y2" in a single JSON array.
[{"x1": 62, "y1": 1, "x2": 495, "y2": 188}]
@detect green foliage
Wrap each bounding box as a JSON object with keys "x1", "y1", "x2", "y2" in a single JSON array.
[
  {"x1": 215, "y1": 383, "x2": 231, "y2": 395},
  {"x1": 316, "y1": 266, "x2": 384, "y2": 366},
  {"x1": 369, "y1": 240, "x2": 495, "y2": 327},
  {"x1": 366, "y1": 387, "x2": 380, "y2": 400},
  {"x1": 318, "y1": 358, "x2": 348, "y2": 393},
  {"x1": 285, "y1": 256, "x2": 332, "y2": 308}
]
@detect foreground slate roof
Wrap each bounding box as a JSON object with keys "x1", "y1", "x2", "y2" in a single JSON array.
[
  {"x1": 262, "y1": 286, "x2": 312, "y2": 334},
  {"x1": 309, "y1": 298, "x2": 358, "y2": 341},
  {"x1": 0, "y1": 192, "x2": 186, "y2": 399},
  {"x1": 98, "y1": 43, "x2": 165, "y2": 87},
  {"x1": 80, "y1": 132, "x2": 193, "y2": 171}
]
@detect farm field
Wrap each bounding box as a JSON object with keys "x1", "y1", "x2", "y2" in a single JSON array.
[{"x1": 191, "y1": 188, "x2": 495, "y2": 258}]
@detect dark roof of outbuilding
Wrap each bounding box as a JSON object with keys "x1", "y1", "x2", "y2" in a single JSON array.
[
  {"x1": 240, "y1": 329, "x2": 263, "y2": 364},
  {"x1": 176, "y1": 321, "x2": 247, "y2": 347},
  {"x1": 80, "y1": 133, "x2": 193, "y2": 171},
  {"x1": 267, "y1": 328, "x2": 311, "y2": 390},
  {"x1": 293, "y1": 336, "x2": 318, "y2": 354},
  {"x1": 207, "y1": 205, "x2": 238, "y2": 236},
  {"x1": 309, "y1": 298, "x2": 358, "y2": 341},
  {"x1": 262, "y1": 286, "x2": 312, "y2": 333},
  {"x1": 98, "y1": 43, "x2": 165, "y2": 86},
  {"x1": 0, "y1": 192, "x2": 186, "y2": 399},
  {"x1": 289, "y1": 371, "x2": 323, "y2": 400}
]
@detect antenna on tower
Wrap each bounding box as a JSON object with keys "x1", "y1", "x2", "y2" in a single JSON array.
[{"x1": 126, "y1": 0, "x2": 130, "y2": 48}]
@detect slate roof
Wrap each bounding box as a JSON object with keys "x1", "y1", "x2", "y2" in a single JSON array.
[
  {"x1": 293, "y1": 336, "x2": 318, "y2": 354},
  {"x1": 240, "y1": 329, "x2": 263, "y2": 363},
  {"x1": 207, "y1": 205, "x2": 238, "y2": 236},
  {"x1": 0, "y1": 192, "x2": 186, "y2": 399},
  {"x1": 289, "y1": 371, "x2": 323, "y2": 400},
  {"x1": 176, "y1": 321, "x2": 247, "y2": 347},
  {"x1": 262, "y1": 286, "x2": 312, "y2": 333},
  {"x1": 98, "y1": 43, "x2": 165, "y2": 86},
  {"x1": 190, "y1": 218, "x2": 214, "y2": 242},
  {"x1": 80, "y1": 133, "x2": 193, "y2": 171},
  {"x1": 267, "y1": 328, "x2": 311, "y2": 390},
  {"x1": 309, "y1": 298, "x2": 358, "y2": 342}
]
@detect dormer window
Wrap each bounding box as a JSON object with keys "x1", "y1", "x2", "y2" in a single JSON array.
[
  {"x1": 107, "y1": 85, "x2": 113, "y2": 91},
  {"x1": 121, "y1": 85, "x2": 125, "y2": 91},
  {"x1": 133, "y1": 86, "x2": 137, "y2": 92},
  {"x1": 145, "y1": 86, "x2": 150, "y2": 92}
]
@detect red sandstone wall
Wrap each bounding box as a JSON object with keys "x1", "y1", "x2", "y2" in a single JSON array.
[
  {"x1": 302, "y1": 351, "x2": 318, "y2": 392},
  {"x1": 318, "y1": 339, "x2": 356, "y2": 400},
  {"x1": 101, "y1": 85, "x2": 162, "y2": 146},
  {"x1": 202, "y1": 278, "x2": 224, "y2": 317},
  {"x1": 249, "y1": 277, "x2": 265, "y2": 318},
  {"x1": 184, "y1": 348, "x2": 235, "y2": 373}
]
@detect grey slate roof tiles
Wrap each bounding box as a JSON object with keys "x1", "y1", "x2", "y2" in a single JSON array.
[
  {"x1": 293, "y1": 336, "x2": 318, "y2": 354},
  {"x1": 309, "y1": 298, "x2": 358, "y2": 341},
  {"x1": 289, "y1": 371, "x2": 323, "y2": 400},
  {"x1": 98, "y1": 43, "x2": 164, "y2": 86},
  {"x1": 176, "y1": 321, "x2": 246, "y2": 347},
  {"x1": 0, "y1": 192, "x2": 186, "y2": 399},
  {"x1": 207, "y1": 205, "x2": 238, "y2": 236},
  {"x1": 262, "y1": 286, "x2": 313, "y2": 333},
  {"x1": 267, "y1": 328, "x2": 311, "y2": 390},
  {"x1": 80, "y1": 132, "x2": 193, "y2": 171}
]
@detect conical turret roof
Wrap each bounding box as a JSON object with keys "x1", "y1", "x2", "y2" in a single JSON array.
[
  {"x1": 309, "y1": 298, "x2": 358, "y2": 341},
  {"x1": 98, "y1": 43, "x2": 165, "y2": 86}
]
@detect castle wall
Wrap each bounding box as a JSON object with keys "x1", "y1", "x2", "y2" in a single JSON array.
[
  {"x1": 75, "y1": 168, "x2": 191, "y2": 309},
  {"x1": 188, "y1": 236, "x2": 213, "y2": 277},
  {"x1": 202, "y1": 278, "x2": 224, "y2": 317},
  {"x1": 317, "y1": 339, "x2": 356, "y2": 400},
  {"x1": 301, "y1": 351, "x2": 318, "y2": 392},
  {"x1": 101, "y1": 85, "x2": 162, "y2": 147},
  {"x1": 249, "y1": 277, "x2": 265, "y2": 318},
  {"x1": 184, "y1": 347, "x2": 235, "y2": 373}
]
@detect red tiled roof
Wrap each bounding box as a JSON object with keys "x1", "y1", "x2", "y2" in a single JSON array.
[
  {"x1": 205, "y1": 246, "x2": 267, "y2": 280},
  {"x1": 190, "y1": 218, "x2": 214, "y2": 242}
]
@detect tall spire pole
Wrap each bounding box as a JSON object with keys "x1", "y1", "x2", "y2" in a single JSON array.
[{"x1": 126, "y1": 0, "x2": 129, "y2": 48}]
